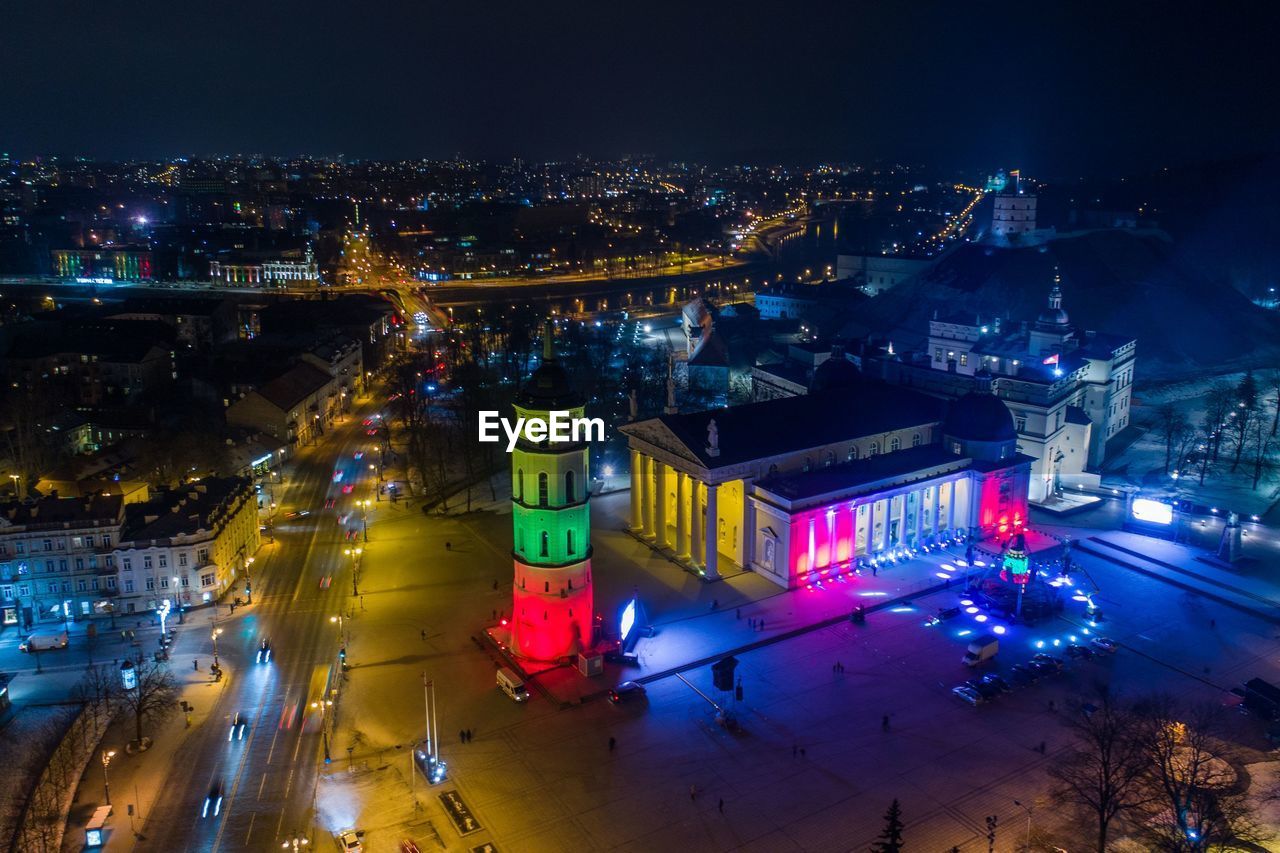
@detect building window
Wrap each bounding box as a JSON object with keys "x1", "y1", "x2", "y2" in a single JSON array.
[
  {"x1": 934, "y1": 347, "x2": 943, "y2": 362},
  {"x1": 143, "y1": 556, "x2": 153, "y2": 570},
  {"x1": 869, "y1": 442, "x2": 879, "y2": 456},
  {"x1": 565, "y1": 471, "x2": 576, "y2": 503},
  {"x1": 848, "y1": 446, "x2": 858, "y2": 461},
  {"x1": 198, "y1": 548, "x2": 209, "y2": 563},
  {"x1": 0, "y1": 585, "x2": 10, "y2": 601},
  {"x1": 42, "y1": 539, "x2": 52, "y2": 552},
  {"x1": 75, "y1": 558, "x2": 84, "y2": 571},
  {"x1": 106, "y1": 577, "x2": 116, "y2": 590},
  {"x1": 952, "y1": 441, "x2": 963, "y2": 456},
  {"x1": 540, "y1": 531, "x2": 549, "y2": 557},
  {"x1": 159, "y1": 576, "x2": 169, "y2": 589},
  {"x1": 159, "y1": 554, "x2": 168, "y2": 569},
  {"x1": 180, "y1": 575, "x2": 190, "y2": 587},
  {"x1": 538, "y1": 473, "x2": 549, "y2": 507},
  {"x1": 122, "y1": 557, "x2": 132, "y2": 571},
  {"x1": 825, "y1": 451, "x2": 835, "y2": 467},
  {"x1": 76, "y1": 578, "x2": 87, "y2": 592},
  {"x1": 567, "y1": 530, "x2": 575, "y2": 555},
  {"x1": 145, "y1": 577, "x2": 155, "y2": 591},
  {"x1": 85, "y1": 535, "x2": 95, "y2": 548},
  {"x1": 178, "y1": 552, "x2": 188, "y2": 567},
  {"x1": 890, "y1": 437, "x2": 901, "y2": 452},
  {"x1": 959, "y1": 353, "x2": 968, "y2": 367},
  {"x1": 517, "y1": 469, "x2": 524, "y2": 501},
  {"x1": 124, "y1": 579, "x2": 134, "y2": 593},
  {"x1": 1015, "y1": 415, "x2": 1027, "y2": 433},
  {"x1": 911, "y1": 433, "x2": 921, "y2": 447},
  {"x1": 200, "y1": 572, "x2": 215, "y2": 587}
]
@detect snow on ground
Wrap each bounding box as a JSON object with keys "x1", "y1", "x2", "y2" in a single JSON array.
[{"x1": 1105, "y1": 371, "x2": 1280, "y2": 517}]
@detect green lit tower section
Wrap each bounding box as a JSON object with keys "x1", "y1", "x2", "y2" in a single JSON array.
[{"x1": 509, "y1": 324, "x2": 594, "y2": 660}]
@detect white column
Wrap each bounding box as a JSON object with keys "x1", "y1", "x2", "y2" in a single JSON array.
[
  {"x1": 629, "y1": 449, "x2": 643, "y2": 531},
  {"x1": 641, "y1": 456, "x2": 654, "y2": 537},
  {"x1": 675, "y1": 472, "x2": 689, "y2": 558},
  {"x1": 690, "y1": 480, "x2": 703, "y2": 568},
  {"x1": 704, "y1": 483, "x2": 720, "y2": 579},
  {"x1": 913, "y1": 489, "x2": 924, "y2": 543},
  {"x1": 654, "y1": 462, "x2": 668, "y2": 548},
  {"x1": 947, "y1": 480, "x2": 957, "y2": 531},
  {"x1": 742, "y1": 494, "x2": 756, "y2": 568}
]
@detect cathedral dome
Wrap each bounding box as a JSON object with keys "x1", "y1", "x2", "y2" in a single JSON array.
[
  {"x1": 943, "y1": 391, "x2": 1016, "y2": 443},
  {"x1": 809, "y1": 355, "x2": 861, "y2": 393},
  {"x1": 1037, "y1": 306, "x2": 1070, "y2": 327}
]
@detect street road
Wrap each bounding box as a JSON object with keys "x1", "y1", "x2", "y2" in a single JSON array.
[{"x1": 137, "y1": 402, "x2": 384, "y2": 852}]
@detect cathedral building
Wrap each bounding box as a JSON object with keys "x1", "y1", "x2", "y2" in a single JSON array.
[{"x1": 620, "y1": 375, "x2": 1031, "y2": 590}]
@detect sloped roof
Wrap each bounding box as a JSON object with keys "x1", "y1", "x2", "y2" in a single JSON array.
[
  {"x1": 254, "y1": 363, "x2": 333, "y2": 411},
  {"x1": 620, "y1": 380, "x2": 944, "y2": 469}
]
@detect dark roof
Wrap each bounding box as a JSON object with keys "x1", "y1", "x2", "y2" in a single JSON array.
[
  {"x1": 112, "y1": 296, "x2": 230, "y2": 317},
  {"x1": 0, "y1": 494, "x2": 124, "y2": 527},
  {"x1": 255, "y1": 363, "x2": 333, "y2": 411},
  {"x1": 688, "y1": 327, "x2": 730, "y2": 367},
  {"x1": 260, "y1": 295, "x2": 394, "y2": 334},
  {"x1": 809, "y1": 355, "x2": 861, "y2": 392},
  {"x1": 4, "y1": 319, "x2": 174, "y2": 362},
  {"x1": 120, "y1": 477, "x2": 250, "y2": 542},
  {"x1": 631, "y1": 380, "x2": 944, "y2": 468},
  {"x1": 756, "y1": 444, "x2": 965, "y2": 501},
  {"x1": 943, "y1": 392, "x2": 1017, "y2": 442}
]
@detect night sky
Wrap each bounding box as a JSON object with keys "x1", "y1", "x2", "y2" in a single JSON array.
[{"x1": 4, "y1": 1, "x2": 1278, "y2": 175}]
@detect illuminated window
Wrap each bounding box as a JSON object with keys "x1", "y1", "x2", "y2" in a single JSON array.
[
  {"x1": 890, "y1": 437, "x2": 901, "y2": 452},
  {"x1": 540, "y1": 531, "x2": 549, "y2": 557},
  {"x1": 869, "y1": 442, "x2": 879, "y2": 456},
  {"x1": 538, "y1": 473, "x2": 549, "y2": 506}
]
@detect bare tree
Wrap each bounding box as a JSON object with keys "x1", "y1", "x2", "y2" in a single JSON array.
[
  {"x1": 1247, "y1": 410, "x2": 1276, "y2": 491},
  {"x1": 1202, "y1": 382, "x2": 1236, "y2": 464},
  {"x1": 1133, "y1": 696, "x2": 1271, "y2": 851},
  {"x1": 1228, "y1": 371, "x2": 1259, "y2": 472},
  {"x1": 1154, "y1": 403, "x2": 1190, "y2": 475},
  {"x1": 118, "y1": 658, "x2": 180, "y2": 748},
  {"x1": 1048, "y1": 692, "x2": 1152, "y2": 852},
  {"x1": 73, "y1": 662, "x2": 122, "y2": 731}
]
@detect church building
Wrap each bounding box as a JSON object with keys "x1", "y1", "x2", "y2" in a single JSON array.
[{"x1": 620, "y1": 373, "x2": 1032, "y2": 590}]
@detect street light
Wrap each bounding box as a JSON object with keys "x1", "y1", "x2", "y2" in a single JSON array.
[
  {"x1": 311, "y1": 698, "x2": 332, "y2": 763},
  {"x1": 211, "y1": 627, "x2": 223, "y2": 667},
  {"x1": 344, "y1": 548, "x2": 363, "y2": 596},
  {"x1": 101, "y1": 749, "x2": 116, "y2": 804},
  {"x1": 7, "y1": 473, "x2": 18, "y2": 498}
]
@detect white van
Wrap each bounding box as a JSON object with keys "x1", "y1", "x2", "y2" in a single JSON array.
[
  {"x1": 961, "y1": 634, "x2": 999, "y2": 667},
  {"x1": 20, "y1": 630, "x2": 69, "y2": 652},
  {"x1": 496, "y1": 667, "x2": 529, "y2": 703}
]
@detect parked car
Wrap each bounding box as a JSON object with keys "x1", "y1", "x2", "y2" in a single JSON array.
[
  {"x1": 608, "y1": 681, "x2": 647, "y2": 704},
  {"x1": 1065, "y1": 643, "x2": 1094, "y2": 659},
  {"x1": 965, "y1": 679, "x2": 1001, "y2": 700},
  {"x1": 1032, "y1": 653, "x2": 1064, "y2": 670},
  {"x1": 335, "y1": 829, "x2": 365, "y2": 852},
  {"x1": 1029, "y1": 660, "x2": 1060, "y2": 677},
  {"x1": 980, "y1": 674, "x2": 1012, "y2": 694},
  {"x1": 1090, "y1": 637, "x2": 1118, "y2": 654},
  {"x1": 952, "y1": 685, "x2": 985, "y2": 706},
  {"x1": 1009, "y1": 664, "x2": 1038, "y2": 685}
]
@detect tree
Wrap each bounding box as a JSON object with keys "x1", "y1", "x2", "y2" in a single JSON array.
[
  {"x1": 1047, "y1": 693, "x2": 1151, "y2": 852},
  {"x1": 1247, "y1": 412, "x2": 1276, "y2": 491},
  {"x1": 1202, "y1": 382, "x2": 1236, "y2": 464},
  {"x1": 1132, "y1": 695, "x2": 1270, "y2": 852},
  {"x1": 118, "y1": 658, "x2": 180, "y2": 747},
  {"x1": 871, "y1": 798, "x2": 904, "y2": 852},
  {"x1": 74, "y1": 662, "x2": 122, "y2": 730},
  {"x1": 1228, "y1": 371, "x2": 1259, "y2": 472},
  {"x1": 1154, "y1": 403, "x2": 1189, "y2": 475}
]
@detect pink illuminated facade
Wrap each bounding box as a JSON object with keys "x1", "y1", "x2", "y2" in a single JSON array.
[{"x1": 623, "y1": 381, "x2": 1031, "y2": 590}]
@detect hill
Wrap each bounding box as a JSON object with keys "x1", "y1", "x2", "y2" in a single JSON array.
[{"x1": 858, "y1": 229, "x2": 1280, "y2": 379}]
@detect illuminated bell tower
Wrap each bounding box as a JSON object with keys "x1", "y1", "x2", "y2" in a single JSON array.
[{"x1": 509, "y1": 323, "x2": 594, "y2": 661}]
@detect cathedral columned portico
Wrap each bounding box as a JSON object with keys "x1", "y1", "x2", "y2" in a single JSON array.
[{"x1": 621, "y1": 381, "x2": 1032, "y2": 589}]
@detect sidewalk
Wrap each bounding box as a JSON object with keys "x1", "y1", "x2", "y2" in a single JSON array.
[
  {"x1": 59, "y1": 604, "x2": 244, "y2": 850},
  {"x1": 498, "y1": 541, "x2": 991, "y2": 705}
]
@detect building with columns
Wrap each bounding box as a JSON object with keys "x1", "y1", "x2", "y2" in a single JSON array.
[
  {"x1": 508, "y1": 328, "x2": 594, "y2": 661},
  {"x1": 620, "y1": 381, "x2": 1031, "y2": 589}
]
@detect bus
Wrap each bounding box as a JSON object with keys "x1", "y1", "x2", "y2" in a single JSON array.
[{"x1": 303, "y1": 664, "x2": 335, "y2": 733}]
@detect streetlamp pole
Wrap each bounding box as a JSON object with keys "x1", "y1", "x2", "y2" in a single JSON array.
[
  {"x1": 211, "y1": 627, "x2": 223, "y2": 667},
  {"x1": 102, "y1": 749, "x2": 116, "y2": 804}
]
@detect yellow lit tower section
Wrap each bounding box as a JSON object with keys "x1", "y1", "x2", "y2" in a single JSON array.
[{"x1": 509, "y1": 324, "x2": 594, "y2": 660}]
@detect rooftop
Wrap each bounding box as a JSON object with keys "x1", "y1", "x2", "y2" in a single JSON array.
[
  {"x1": 120, "y1": 476, "x2": 251, "y2": 544},
  {"x1": 254, "y1": 362, "x2": 334, "y2": 412}
]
